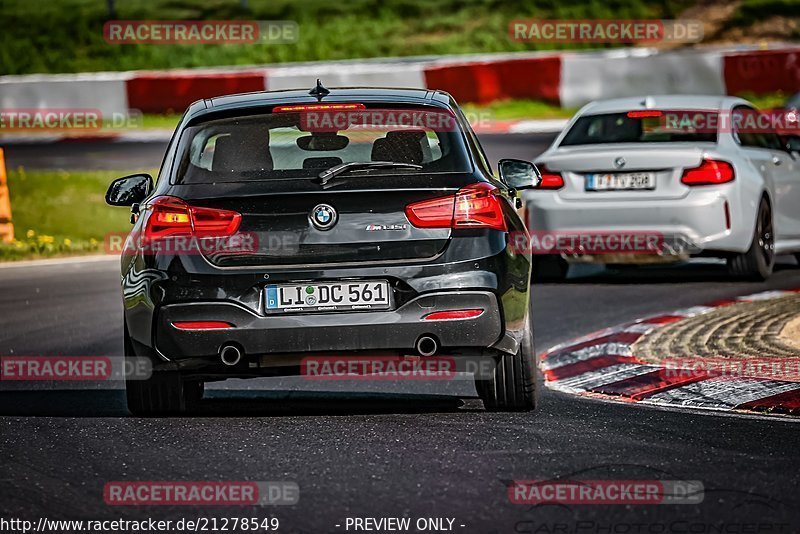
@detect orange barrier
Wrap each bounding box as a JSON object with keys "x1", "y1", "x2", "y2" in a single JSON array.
[{"x1": 0, "y1": 148, "x2": 13, "y2": 243}]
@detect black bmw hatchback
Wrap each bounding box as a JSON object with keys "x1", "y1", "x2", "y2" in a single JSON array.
[{"x1": 106, "y1": 84, "x2": 540, "y2": 414}]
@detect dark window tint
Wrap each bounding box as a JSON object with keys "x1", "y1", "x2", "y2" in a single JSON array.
[{"x1": 560, "y1": 112, "x2": 717, "y2": 146}]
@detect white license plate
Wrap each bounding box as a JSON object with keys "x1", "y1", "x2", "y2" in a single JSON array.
[
  {"x1": 264, "y1": 281, "x2": 391, "y2": 313},
  {"x1": 586, "y1": 172, "x2": 655, "y2": 191}
]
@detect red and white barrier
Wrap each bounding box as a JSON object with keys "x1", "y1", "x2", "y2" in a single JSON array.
[
  {"x1": 127, "y1": 69, "x2": 267, "y2": 113},
  {"x1": 559, "y1": 48, "x2": 725, "y2": 108},
  {"x1": 0, "y1": 46, "x2": 797, "y2": 117},
  {"x1": 265, "y1": 62, "x2": 425, "y2": 92},
  {"x1": 0, "y1": 72, "x2": 132, "y2": 119}
]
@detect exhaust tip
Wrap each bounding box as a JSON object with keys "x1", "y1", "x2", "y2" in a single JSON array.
[
  {"x1": 415, "y1": 335, "x2": 439, "y2": 357},
  {"x1": 219, "y1": 344, "x2": 242, "y2": 366}
]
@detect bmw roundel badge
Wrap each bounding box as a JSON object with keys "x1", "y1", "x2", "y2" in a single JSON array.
[{"x1": 310, "y1": 203, "x2": 337, "y2": 230}]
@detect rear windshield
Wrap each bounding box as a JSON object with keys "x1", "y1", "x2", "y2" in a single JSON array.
[
  {"x1": 173, "y1": 105, "x2": 472, "y2": 184},
  {"x1": 560, "y1": 111, "x2": 718, "y2": 146}
]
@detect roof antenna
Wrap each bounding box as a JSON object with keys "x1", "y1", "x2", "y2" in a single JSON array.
[{"x1": 309, "y1": 79, "x2": 330, "y2": 100}]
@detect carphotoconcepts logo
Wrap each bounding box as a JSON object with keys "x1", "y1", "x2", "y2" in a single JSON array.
[
  {"x1": 509, "y1": 19, "x2": 703, "y2": 44},
  {"x1": 103, "y1": 481, "x2": 299, "y2": 506},
  {"x1": 0, "y1": 356, "x2": 151, "y2": 381},
  {"x1": 105, "y1": 232, "x2": 261, "y2": 256},
  {"x1": 0, "y1": 109, "x2": 143, "y2": 132},
  {"x1": 301, "y1": 356, "x2": 458, "y2": 380},
  {"x1": 664, "y1": 357, "x2": 800, "y2": 381},
  {"x1": 509, "y1": 231, "x2": 690, "y2": 255},
  {"x1": 103, "y1": 20, "x2": 298, "y2": 44},
  {"x1": 508, "y1": 480, "x2": 704, "y2": 505}
]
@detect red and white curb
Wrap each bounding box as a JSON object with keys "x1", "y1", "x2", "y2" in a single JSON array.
[
  {"x1": 1, "y1": 45, "x2": 797, "y2": 116},
  {"x1": 540, "y1": 289, "x2": 800, "y2": 416}
]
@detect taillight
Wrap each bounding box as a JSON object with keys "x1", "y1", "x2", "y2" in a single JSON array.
[
  {"x1": 146, "y1": 197, "x2": 192, "y2": 238},
  {"x1": 404, "y1": 183, "x2": 507, "y2": 231},
  {"x1": 404, "y1": 195, "x2": 455, "y2": 228},
  {"x1": 454, "y1": 182, "x2": 507, "y2": 231},
  {"x1": 423, "y1": 309, "x2": 484, "y2": 321},
  {"x1": 536, "y1": 164, "x2": 565, "y2": 190},
  {"x1": 172, "y1": 321, "x2": 234, "y2": 330},
  {"x1": 681, "y1": 159, "x2": 735, "y2": 186},
  {"x1": 144, "y1": 196, "x2": 242, "y2": 239}
]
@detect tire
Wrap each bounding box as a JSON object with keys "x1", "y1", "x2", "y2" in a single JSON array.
[
  {"x1": 124, "y1": 324, "x2": 202, "y2": 415},
  {"x1": 475, "y1": 313, "x2": 538, "y2": 412},
  {"x1": 727, "y1": 197, "x2": 775, "y2": 281},
  {"x1": 531, "y1": 255, "x2": 569, "y2": 282}
]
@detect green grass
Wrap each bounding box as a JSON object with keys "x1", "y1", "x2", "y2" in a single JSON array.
[
  {"x1": 729, "y1": 0, "x2": 800, "y2": 25},
  {"x1": 0, "y1": 0, "x2": 699, "y2": 75},
  {"x1": 0, "y1": 168, "x2": 154, "y2": 261},
  {"x1": 462, "y1": 99, "x2": 577, "y2": 120},
  {"x1": 140, "y1": 114, "x2": 183, "y2": 130},
  {"x1": 736, "y1": 91, "x2": 794, "y2": 109}
]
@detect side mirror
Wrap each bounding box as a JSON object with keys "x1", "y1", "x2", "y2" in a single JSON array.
[
  {"x1": 498, "y1": 159, "x2": 541, "y2": 190},
  {"x1": 105, "y1": 174, "x2": 153, "y2": 206}
]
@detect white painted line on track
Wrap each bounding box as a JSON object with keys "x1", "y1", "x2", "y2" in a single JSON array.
[{"x1": 0, "y1": 255, "x2": 118, "y2": 269}]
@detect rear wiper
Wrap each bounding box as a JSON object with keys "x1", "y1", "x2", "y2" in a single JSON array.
[{"x1": 317, "y1": 161, "x2": 422, "y2": 186}]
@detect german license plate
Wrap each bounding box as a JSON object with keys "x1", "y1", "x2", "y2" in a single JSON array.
[
  {"x1": 264, "y1": 281, "x2": 391, "y2": 313},
  {"x1": 585, "y1": 172, "x2": 655, "y2": 191}
]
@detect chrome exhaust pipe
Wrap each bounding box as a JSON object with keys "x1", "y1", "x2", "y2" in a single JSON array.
[
  {"x1": 219, "y1": 344, "x2": 242, "y2": 366},
  {"x1": 415, "y1": 335, "x2": 439, "y2": 357}
]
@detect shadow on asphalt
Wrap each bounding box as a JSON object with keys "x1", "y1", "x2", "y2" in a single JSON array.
[
  {"x1": 552, "y1": 257, "x2": 800, "y2": 284},
  {"x1": 0, "y1": 390, "x2": 473, "y2": 417}
]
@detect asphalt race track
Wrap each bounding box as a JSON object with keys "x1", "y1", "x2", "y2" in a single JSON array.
[{"x1": 1, "y1": 133, "x2": 800, "y2": 532}]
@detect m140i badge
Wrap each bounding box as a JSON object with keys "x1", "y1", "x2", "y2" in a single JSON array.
[{"x1": 365, "y1": 224, "x2": 408, "y2": 231}]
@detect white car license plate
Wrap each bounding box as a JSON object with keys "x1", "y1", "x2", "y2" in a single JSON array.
[
  {"x1": 264, "y1": 281, "x2": 391, "y2": 313},
  {"x1": 586, "y1": 172, "x2": 655, "y2": 191}
]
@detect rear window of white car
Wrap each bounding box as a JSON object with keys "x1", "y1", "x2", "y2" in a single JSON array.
[{"x1": 560, "y1": 111, "x2": 717, "y2": 146}]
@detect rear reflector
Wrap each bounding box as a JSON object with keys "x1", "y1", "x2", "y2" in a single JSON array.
[
  {"x1": 681, "y1": 159, "x2": 735, "y2": 186},
  {"x1": 172, "y1": 321, "x2": 234, "y2": 330},
  {"x1": 423, "y1": 309, "x2": 484, "y2": 321},
  {"x1": 405, "y1": 183, "x2": 507, "y2": 231},
  {"x1": 536, "y1": 164, "x2": 564, "y2": 190}
]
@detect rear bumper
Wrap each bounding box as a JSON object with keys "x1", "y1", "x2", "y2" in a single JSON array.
[
  {"x1": 524, "y1": 186, "x2": 754, "y2": 256},
  {"x1": 156, "y1": 290, "x2": 503, "y2": 360}
]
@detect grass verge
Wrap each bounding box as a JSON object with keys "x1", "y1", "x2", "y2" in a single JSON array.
[{"x1": 0, "y1": 168, "x2": 153, "y2": 261}]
